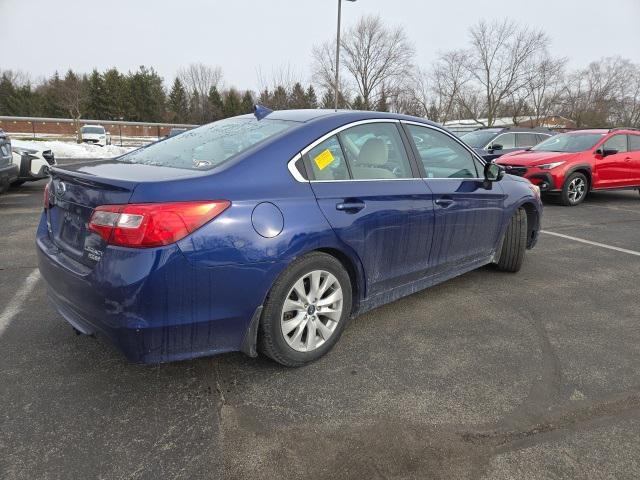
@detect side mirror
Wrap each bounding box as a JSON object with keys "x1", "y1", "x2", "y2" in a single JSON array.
[
  {"x1": 489, "y1": 143, "x2": 503, "y2": 152},
  {"x1": 602, "y1": 148, "x2": 618, "y2": 157},
  {"x1": 484, "y1": 162, "x2": 505, "y2": 182}
]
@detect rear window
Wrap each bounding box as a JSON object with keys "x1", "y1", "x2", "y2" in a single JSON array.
[{"x1": 119, "y1": 117, "x2": 294, "y2": 170}]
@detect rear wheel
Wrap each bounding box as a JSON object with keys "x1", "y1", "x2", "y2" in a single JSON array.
[
  {"x1": 495, "y1": 207, "x2": 527, "y2": 273},
  {"x1": 561, "y1": 172, "x2": 588, "y2": 206},
  {"x1": 259, "y1": 252, "x2": 352, "y2": 367}
]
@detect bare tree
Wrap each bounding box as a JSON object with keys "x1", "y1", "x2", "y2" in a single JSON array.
[
  {"x1": 340, "y1": 15, "x2": 415, "y2": 109},
  {"x1": 310, "y1": 40, "x2": 351, "y2": 103},
  {"x1": 178, "y1": 63, "x2": 223, "y2": 121},
  {"x1": 561, "y1": 56, "x2": 631, "y2": 127},
  {"x1": 463, "y1": 19, "x2": 549, "y2": 126},
  {"x1": 58, "y1": 71, "x2": 88, "y2": 141},
  {"x1": 521, "y1": 55, "x2": 565, "y2": 126}
]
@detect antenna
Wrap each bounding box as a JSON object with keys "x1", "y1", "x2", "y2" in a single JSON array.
[{"x1": 254, "y1": 105, "x2": 273, "y2": 121}]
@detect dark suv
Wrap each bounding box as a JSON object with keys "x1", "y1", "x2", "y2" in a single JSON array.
[
  {"x1": 0, "y1": 129, "x2": 19, "y2": 193},
  {"x1": 460, "y1": 127, "x2": 555, "y2": 162}
]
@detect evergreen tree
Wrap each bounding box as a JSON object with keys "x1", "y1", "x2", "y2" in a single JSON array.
[
  {"x1": 258, "y1": 88, "x2": 272, "y2": 108},
  {"x1": 127, "y1": 66, "x2": 165, "y2": 122},
  {"x1": 375, "y1": 87, "x2": 389, "y2": 112},
  {"x1": 320, "y1": 89, "x2": 348, "y2": 109},
  {"x1": 86, "y1": 69, "x2": 107, "y2": 119},
  {"x1": 208, "y1": 86, "x2": 224, "y2": 121},
  {"x1": 240, "y1": 90, "x2": 254, "y2": 114},
  {"x1": 289, "y1": 82, "x2": 307, "y2": 109},
  {"x1": 168, "y1": 78, "x2": 189, "y2": 123},
  {"x1": 271, "y1": 85, "x2": 289, "y2": 109},
  {"x1": 189, "y1": 89, "x2": 201, "y2": 123},
  {"x1": 102, "y1": 68, "x2": 129, "y2": 120},
  {"x1": 352, "y1": 95, "x2": 366, "y2": 110},
  {"x1": 0, "y1": 74, "x2": 16, "y2": 115},
  {"x1": 305, "y1": 85, "x2": 318, "y2": 109},
  {"x1": 223, "y1": 88, "x2": 241, "y2": 118}
]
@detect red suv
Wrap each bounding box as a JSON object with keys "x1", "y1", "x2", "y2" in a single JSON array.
[{"x1": 497, "y1": 129, "x2": 640, "y2": 205}]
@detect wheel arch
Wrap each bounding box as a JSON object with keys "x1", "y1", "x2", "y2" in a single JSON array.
[
  {"x1": 515, "y1": 200, "x2": 541, "y2": 249},
  {"x1": 314, "y1": 247, "x2": 365, "y2": 315},
  {"x1": 565, "y1": 164, "x2": 592, "y2": 189}
]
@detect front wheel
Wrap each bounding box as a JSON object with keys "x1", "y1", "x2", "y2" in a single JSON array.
[
  {"x1": 561, "y1": 172, "x2": 588, "y2": 206},
  {"x1": 259, "y1": 252, "x2": 352, "y2": 367},
  {"x1": 495, "y1": 207, "x2": 527, "y2": 273}
]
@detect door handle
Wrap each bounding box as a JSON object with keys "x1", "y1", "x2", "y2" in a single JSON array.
[
  {"x1": 435, "y1": 197, "x2": 454, "y2": 208},
  {"x1": 624, "y1": 156, "x2": 632, "y2": 161},
  {"x1": 336, "y1": 199, "x2": 365, "y2": 212}
]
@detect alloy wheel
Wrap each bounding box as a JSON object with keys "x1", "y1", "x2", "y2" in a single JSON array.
[
  {"x1": 280, "y1": 270, "x2": 343, "y2": 352},
  {"x1": 567, "y1": 177, "x2": 586, "y2": 203}
]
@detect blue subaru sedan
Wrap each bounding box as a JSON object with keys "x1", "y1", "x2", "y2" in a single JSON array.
[{"x1": 37, "y1": 109, "x2": 542, "y2": 367}]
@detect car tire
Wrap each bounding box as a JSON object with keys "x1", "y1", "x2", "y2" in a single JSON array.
[
  {"x1": 259, "y1": 252, "x2": 352, "y2": 367},
  {"x1": 561, "y1": 172, "x2": 588, "y2": 206},
  {"x1": 495, "y1": 207, "x2": 527, "y2": 273}
]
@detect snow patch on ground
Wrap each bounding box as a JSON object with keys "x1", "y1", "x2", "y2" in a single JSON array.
[{"x1": 12, "y1": 139, "x2": 134, "y2": 159}]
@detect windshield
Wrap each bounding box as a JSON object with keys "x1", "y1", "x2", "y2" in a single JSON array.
[
  {"x1": 81, "y1": 126, "x2": 105, "y2": 134},
  {"x1": 460, "y1": 130, "x2": 499, "y2": 148},
  {"x1": 118, "y1": 117, "x2": 294, "y2": 170},
  {"x1": 532, "y1": 133, "x2": 605, "y2": 153}
]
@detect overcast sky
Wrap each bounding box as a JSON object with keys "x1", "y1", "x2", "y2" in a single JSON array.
[{"x1": 2, "y1": 0, "x2": 639, "y2": 90}]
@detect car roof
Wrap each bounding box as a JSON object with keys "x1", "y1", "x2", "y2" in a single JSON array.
[
  {"x1": 237, "y1": 109, "x2": 444, "y2": 131},
  {"x1": 564, "y1": 129, "x2": 609, "y2": 134}
]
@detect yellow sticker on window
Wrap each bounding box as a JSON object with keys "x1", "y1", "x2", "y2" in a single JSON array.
[{"x1": 314, "y1": 149, "x2": 335, "y2": 170}]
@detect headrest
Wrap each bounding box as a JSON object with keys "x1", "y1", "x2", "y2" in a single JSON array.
[{"x1": 358, "y1": 137, "x2": 388, "y2": 166}]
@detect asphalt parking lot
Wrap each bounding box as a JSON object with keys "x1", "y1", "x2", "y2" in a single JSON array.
[{"x1": 1, "y1": 178, "x2": 639, "y2": 480}]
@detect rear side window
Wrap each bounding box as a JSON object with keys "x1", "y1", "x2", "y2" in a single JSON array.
[
  {"x1": 307, "y1": 135, "x2": 349, "y2": 181},
  {"x1": 516, "y1": 133, "x2": 538, "y2": 147},
  {"x1": 339, "y1": 123, "x2": 412, "y2": 180},
  {"x1": 407, "y1": 124, "x2": 478, "y2": 179},
  {"x1": 628, "y1": 135, "x2": 640, "y2": 151},
  {"x1": 492, "y1": 133, "x2": 516, "y2": 149},
  {"x1": 119, "y1": 117, "x2": 294, "y2": 170},
  {"x1": 603, "y1": 134, "x2": 628, "y2": 153}
]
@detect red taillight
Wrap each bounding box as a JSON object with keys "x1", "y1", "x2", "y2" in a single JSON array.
[
  {"x1": 43, "y1": 182, "x2": 51, "y2": 209},
  {"x1": 88, "y1": 201, "x2": 230, "y2": 248}
]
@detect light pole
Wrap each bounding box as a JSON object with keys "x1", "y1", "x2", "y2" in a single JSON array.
[{"x1": 335, "y1": 0, "x2": 356, "y2": 111}]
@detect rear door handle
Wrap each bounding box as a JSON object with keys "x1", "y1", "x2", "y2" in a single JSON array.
[
  {"x1": 336, "y1": 199, "x2": 365, "y2": 213},
  {"x1": 435, "y1": 197, "x2": 454, "y2": 208}
]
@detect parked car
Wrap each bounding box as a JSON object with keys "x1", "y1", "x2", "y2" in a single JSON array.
[
  {"x1": 460, "y1": 127, "x2": 555, "y2": 162},
  {"x1": 11, "y1": 141, "x2": 56, "y2": 186},
  {"x1": 80, "y1": 125, "x2": 111, "y2": 146},
  {"x1": 166, "y1": 127, "x2": 188, "y2": 138},
  {"x1": 0, "y1": 129, "x2": 19, "y2": 193},
  {"x1": 37, "y1": 109, "x2": 542, "y2": 367},
  {"x1": 497, "y1": 128, "x2": 640, "y2": 206}
]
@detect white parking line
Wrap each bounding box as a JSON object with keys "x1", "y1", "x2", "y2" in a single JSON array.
[
  {"x1": 0, "y1": 269, "x2": 40, "y2": 337},
  {"x1": 541, "y1": 230, "x2": 640, "y2": 257}
]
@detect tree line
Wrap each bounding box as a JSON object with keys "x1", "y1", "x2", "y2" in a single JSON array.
[{"x1": 1, "y1": 16, "x2": 639, "y2": 128}]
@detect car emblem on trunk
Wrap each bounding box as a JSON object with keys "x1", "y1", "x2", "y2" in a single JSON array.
[{"x1": 56, "y1": 182, "x2": 66, "y2": 197}]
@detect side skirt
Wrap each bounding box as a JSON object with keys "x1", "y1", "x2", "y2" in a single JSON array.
[{"x1": 356, "y1": 255, "x2": 493, "y2": 315}]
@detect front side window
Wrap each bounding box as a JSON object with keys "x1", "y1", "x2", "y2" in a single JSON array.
[
  {"x1": 407, "y1": 124, "x2": 478, "y2": 179},
  {"x1": 491, "y1": 133, "x2": 516, "y2": 149},
  {"x1": 119, "y1": 117, "x2": 294, "y2": 170},
  {"x1": 307, "y1": 135, "x2": 349, "y2": 181},
  {"x1": 339, "y1": 123, "x2": 412, "y2": 180},
  {"x1": 516, "y1": 133, "x2": 538, "y2": 147},
  {"x1": 603, "y1": 134, "x2": 628, "y2": 154}
]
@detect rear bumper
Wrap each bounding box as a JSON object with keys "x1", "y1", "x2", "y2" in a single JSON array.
[{"x1": 36, "y1": 215, "x2": 279, "y2": 363}]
